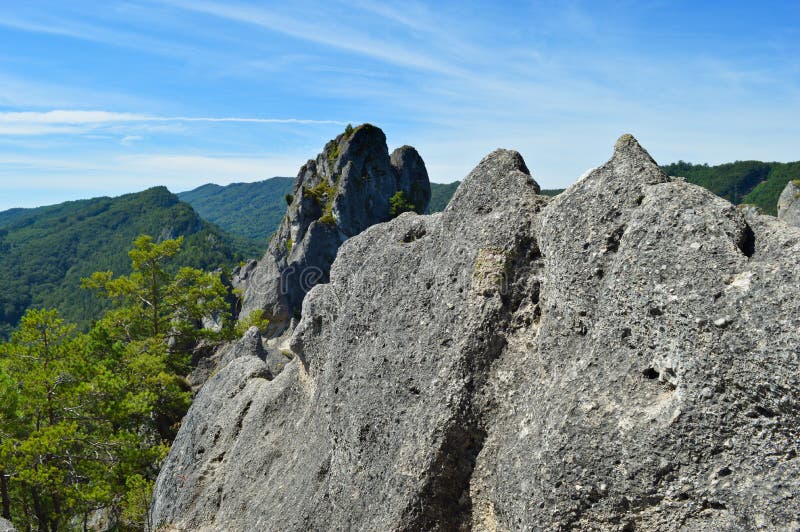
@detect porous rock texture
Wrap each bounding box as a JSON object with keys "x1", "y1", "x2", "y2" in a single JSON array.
[
  {"x1": 777, "y1": 179, "x2": 800, "y2": 227},
  {"x1": 239, "y1": 124, "x2": 430, "y2": 334},
  {"x1": 0, "y1": 517, "x2": 15, "y2": 532},
  {"x1": 151, "y1": 136, "x2": 800, "y2": 531}
]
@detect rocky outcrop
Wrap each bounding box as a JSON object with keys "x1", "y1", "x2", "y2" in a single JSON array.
[
  {"x1": 187, "y1": 326, "x2": 292, "y2": 391},
  {"x1": 778, "y1": 179, "x2": 800, "y2": 226},
  {"x1": 239, "y1": 124, "x2": 430, "y2": 334},
  {"x1": 0, "y1": 517, "x2": 15, "y2": 532},
  {"x1": 151, "y1": 135, "x2": 800, "y2": 531}
]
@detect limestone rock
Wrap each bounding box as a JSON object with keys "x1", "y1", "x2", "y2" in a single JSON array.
[
  {"x1": 240, "y1": 124, "x2": 431, "y2": 334},
  {"x1": 0, "y1": 518, "x2": 15, "y2": 532},
  {"x1": 777, "y1": 179, "x2": 800, "y2": 226},
  {"x1": 152, "y1": 135, "x2": 800, "y2": 531},
  {"x1": 187, "y1": 326, "x2": 291, "y2": 391}
]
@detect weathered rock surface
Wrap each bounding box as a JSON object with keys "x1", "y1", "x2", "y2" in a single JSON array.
[
  {"x1": 777, "y1": 179, "x2": 800, "y2": 226},
  {"x1": 239, "y1": 124, "x2": 430, "y2": 334},
  {"x1": 187, "y1": 327, "x2": 291, "y2": 391},
  {"x1": 152, "y1": 136, "x2": 800, "y2": 531},
  {"x1": 0, "y1": 517, "x2": 16, "y2": 532}
]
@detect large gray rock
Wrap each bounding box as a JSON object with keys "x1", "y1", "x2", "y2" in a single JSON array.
[
  {"x1": 777, "y1": 179, "x2": 800, "y2": 226},
  {"x1": 151, "y1": 136, "x2": 800, "y2": 531},
  {"x1": 0, "y1": 517, "x2": 15, "y2": 532},
  {"x1": 240, "y1": 124, "x2": 430, "y2": 334}
]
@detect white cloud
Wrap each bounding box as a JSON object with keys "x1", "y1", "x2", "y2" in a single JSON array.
[
  {"x1": 0, "y1": 110, "x2": 146, "y2": 125},
  {"x1": 0, "y1": 110, "x2": 347, "y2": 136},
  {"x1": 120, "y1": 135, "x2": 144, "y2": 146}
]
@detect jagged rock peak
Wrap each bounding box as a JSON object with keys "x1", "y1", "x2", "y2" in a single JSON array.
[
  {"x1": 239, "y1": 123, "x2": 431, "y2": 334},
  {"x1": 152, "y1": 135, "x2": 800, "y2": 531},
  {"x1": 446, "y1": 149, "x2": 539, "y2": 215},
  {"x1": 777, "y1": 179, "x2": 800, "y2": 226},
  {"x1": 606, "y1": 133, "x2": 666, "y2": 184}
]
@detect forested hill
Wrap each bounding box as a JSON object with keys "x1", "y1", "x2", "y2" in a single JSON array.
[
  {"x1": 428, "y1": 182, "x2": 461, "y2": 212},
  {"x1": 178, "y1": 177, "x2": 294, "y2": 241},
  {"x1": 661, "y1": 160, "x2": 800, "y2": 215},
  {"x1": 0, "y1": 186, "x2": 261, "y2": 338}
]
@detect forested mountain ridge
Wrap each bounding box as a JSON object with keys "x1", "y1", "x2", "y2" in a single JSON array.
[
  {"x1": 0, "y1": 186, "x2": 260, "y2": 338},
  {"x1": 178, "y1": 177, "x2": 294, "y2": 242},
  {"x1": 662, "y1": 160, "x2": 800, "y2": 215}
]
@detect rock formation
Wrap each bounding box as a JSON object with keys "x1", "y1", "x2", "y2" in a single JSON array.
[
  {"x1": 778, "y1": 179, "x2": 800, "y2": 226},
  {"x1": 151, "y1": 135, "x2": 800, "y2": 530},
  {"x1": 238, "y1": 124, "x2": 430, "y2": 334},
  {"x1": 0, "y1": 517, "x2": 15, "y2": 532}
]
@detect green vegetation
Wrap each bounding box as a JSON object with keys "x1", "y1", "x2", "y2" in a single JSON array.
[
  {"x1": 344, "y1": 123, "x2": 354, "y2": 139},
  {"x1": 389, "y1": 191, "x2": 416, "y2": 218},
  {"x1": 326, "y1": 140, "x2": 341, "y2": 163},
  {"x1": 428, "y1": 182, "x2": 460, "y2": 212},
  {"x1": 178, "y1": 177, "x2": 294, "y2": 242},
  {"x1": 0, "y1": 236, "x2": 233, "y2": 530},
  {"x1": 304, "y1": 177, "x2": 338, "y2": 226},
  {"x1": 234, "y1": 309, "x2": 271, "y2": 337},
  {"x1": 0, "y1": 187, "x2": 258, "y2": 339},
  {"x1": 285, "y1": 193, "x2": 294, "y2": 206},
  {"x1": 660, "y1": 160, "x2": 800, "y2": 215},
  {"x1": 319, "y1": 210, "x2": 336, "y2": 225}
]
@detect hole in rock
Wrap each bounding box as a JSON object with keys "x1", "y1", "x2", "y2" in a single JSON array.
[
  {"x1": 642, "y1": 368, "x2": 659, "y2": 379},
  {"x1": 403, "y1": 226, "x2": 427, "y2": 243},
  {"x1": 737, "y1": 224, "x2": 755, "y2": 258}
]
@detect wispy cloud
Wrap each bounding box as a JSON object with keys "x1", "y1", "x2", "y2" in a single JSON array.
[
  {"x1": 0, "y1": 110, "x2": 347, "y2": 136},
  {"x1": 120, "y1": 135, "x2": 143, "y2": 146},
  {"x1": 163, "y1": 0, "x2": 466, "y2": 76}
]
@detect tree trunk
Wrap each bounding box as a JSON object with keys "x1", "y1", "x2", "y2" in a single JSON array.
[
  {"x1": 30, "y1": 487, "x2": 48, "y2": 532},
  {"x1": 0, "y1": 470, "x2": 10, "y2": 520}
]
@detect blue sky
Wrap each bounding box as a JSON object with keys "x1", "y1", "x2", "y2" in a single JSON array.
[{"x1": 0, "y1": 1, "x2": 798, "y2": 210}]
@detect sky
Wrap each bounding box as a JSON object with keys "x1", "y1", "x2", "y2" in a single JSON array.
[{"x1": 0, "y1": 0, "x2": 798, "y2": 210}]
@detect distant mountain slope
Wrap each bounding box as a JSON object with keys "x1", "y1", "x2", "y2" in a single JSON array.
[
  {"x1": 661, "y1": 160, "x2": 800, "y2": 215},
  {"x1": 428, "y1": 182, "x2": 460, "y2": 212},
  {"x1": 0, "y1": 186, "x2": 261, "y2": 338},
  {"x1": 178, "y1": 177, "x2": 294, "y2": 242}
]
